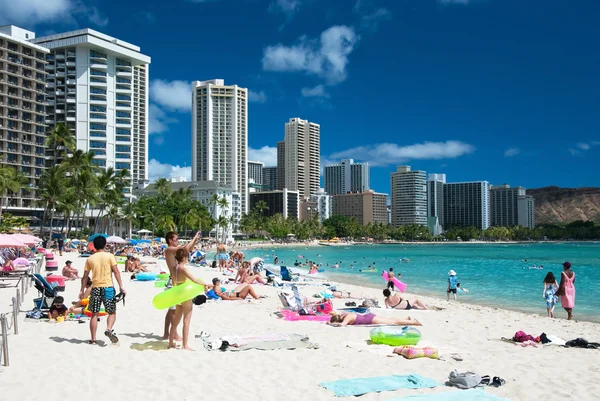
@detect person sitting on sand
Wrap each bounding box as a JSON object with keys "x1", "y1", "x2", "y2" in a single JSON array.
[
  {"x1": 62, "y1": 260, "x2": 80, "y2": 280},
  {"x1": 212, "y1": 278, "x2": 261, "y2": 300},
  {"x1": 241, "y1": 262, "x2": 266, "y2": 284},
  {"x1": 328, "y1": 312, "x2": 421, "y2": 327},
  {"x1": 383, "y1": 289, "x2": 428, "y2": 310},
  {"x1": 48, "y1": 296, "x2": 68, "y2": 319},
  {"x1": 69, "y1": 278, "x2": 93, "y2": 315}
]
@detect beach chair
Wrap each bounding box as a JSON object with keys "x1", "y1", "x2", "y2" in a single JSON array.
[
  {"x1": 277, "y1": 285, "x2": 310, "y2": 311},
  {"x1": 31, "y1": 273, "x2": 57, "y2": 310},
  {"x1": 280, "y1": 266, "x2": 299, "y2": 282}
]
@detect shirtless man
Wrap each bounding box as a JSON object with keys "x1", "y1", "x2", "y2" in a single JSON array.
[{"x1": 163, "y1": 230, "x2": 201, "y2": 341}]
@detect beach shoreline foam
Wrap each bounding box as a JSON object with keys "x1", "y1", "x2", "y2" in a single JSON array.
[{"x1": 1, "y1": 250, "x2": 598, "y2": 401}]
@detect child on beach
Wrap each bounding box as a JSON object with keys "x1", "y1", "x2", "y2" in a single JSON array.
[
  {"x1": 543, "y1": 272, "x2": 559, "y2": 318},
  {"x1": 49, "y1": 296, "x2": 68, "y2": 319},
  {"x1": 447, "y1": 270, "x2": 459, "y2": 301},
  {"x1": 168, "y1": 248, "x2": 213, "y2": 351}
]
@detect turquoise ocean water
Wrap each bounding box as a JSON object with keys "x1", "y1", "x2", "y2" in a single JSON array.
[{"x1": 243, "y1": 242, "x2": 600, "y2": 322}]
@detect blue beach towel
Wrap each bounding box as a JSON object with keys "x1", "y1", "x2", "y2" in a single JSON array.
[
  {"x1": 385, "y1": 389, "x2": 513, "y2": 401},
  {"x1": 319, "y1": 374, "x2": 437, "y2": 397}
]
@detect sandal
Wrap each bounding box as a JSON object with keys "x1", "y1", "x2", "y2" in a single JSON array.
[
  {"x1": 479, "y1": 375, "x2": 491, "y2": 386},
  {"x1": 491, "y1": 377, "x2": 505, "y2": 387},
  {"x1": 88, "y1": 340, "x2": 97, "y2": 345},
  {"x1": 345, "y1": 302, "x2": 357, "y2": 307},
  {"x1": 114, "y1": 292, "x2": 126, "y2": 305},
  {"x1": 104, "y1": 329, "x2": 119, "y2": 344}
]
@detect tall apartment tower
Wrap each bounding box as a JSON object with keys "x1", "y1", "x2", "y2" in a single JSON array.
[
  {"x1": 490, "y1": 184, "x2": 525, "y2": 227},
  {"x1": 276, "y1": 141, "x2": 285, "y2": 190},
  {"x1": 32, "y1": 29, "x2": 151, "y2": 186},
  {"x1": 262, "y1": 166, "x2": 277, "y2": 191},
  {"x1": 0, "y1": 26, "x2": 49, "y2": 211},
  {"x1": 192, "y1": 79, "x2": 248, "y2": 213},
  {"x1": 390, "y1": 166, "x2": 428, "y2": 227},
  {"x1": 282, "y1": 118, "x2": 320, "y2": 199},
  {"x1": 517, "y1": 194, "x2": 535, "y2": 229},
  {"x1": 443, "y1": 181, "x2": 490, "y2": 230},
  {"x1": 247, "y1": 160, "x2": 264, "y2": 185},
  {"x1": 324, "y1": 158, "x2": 370, "y2": 195},
  {"x1": 427, "y1": 174, "x2": 446, "y2": 222}
]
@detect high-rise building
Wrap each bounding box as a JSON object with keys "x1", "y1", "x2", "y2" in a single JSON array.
[
  {"x1": 32, "y1": 29, "x2": 151, "y2": 187},
  {"x1": 276, "y1": 141, "x2": 285, "y2": 190},
  {"x1": 427, "y1": 174, "x2": 446, "y2": 235},
  {"x1": 0, "y1": 26, "x2": 49, "y2": 212},
  {"x1": 262, "y1": 166, "x2": 277, "y2": 191},
  {"x1": 249, "y1": 189, "x2": 299, "y2": 219},
  {"x1": 332, "y1": 190, "x2": 388, "y2": 225},
  {"x1": 390, "y1": 166, "x2": 428, "y2": 227},
  {"x1": 517, "y1": 195, "x2": 535, "y2": 229},
  {"x1": 490, "y1": 184, "x2": 525, "y2": 227},
  {"x1": 282, "y1": 118, "x2": 320, "y2": 199},
  {"x1": 247, "y1": 160, "x2": 263, "y2": 193},
  {"x1": 443, "y1": 181, "x2": 490, "y2": 230},
  {"x1": 192, "y1": 79, "x2": 248, "y2": 213},
  {"x1": 324, "y1": 158, "x2": 370, "y2": 195},
  {"x1": 300, "y1": 188, "x2": 331, "y2": 222}
]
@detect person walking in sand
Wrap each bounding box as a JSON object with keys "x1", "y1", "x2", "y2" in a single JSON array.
[
  {"x1": 79, "y1": 236, "x2": 126, "y2": 345},
  {"x1": 555, "y1": 261, "x2": 576, "y2": 320},
  {"x1": 163, "y1": 230, "x2": 201, "y2": 341},
  {"x1": 542, "y1": 272, "x2": 559, "y2": 318},
  {"x1": 168, "y1": 249, "x2": 212, "y2": 351},
  {"x1": 447, "y1": 270, "x2": 459, "y2": 301}
]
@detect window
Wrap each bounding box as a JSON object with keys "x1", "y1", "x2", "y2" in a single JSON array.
[
  {"x1": 90, "y1": 113, "x2": 105, "y2": 119},
  {"x1": 116, "y1": 77, "x2": 131, "y2": 83},
  {"x1": 90, "y1": 69, "x2": 106, "y2": 76},
  {"x1": 90, "y1": 88, "x2": 106, "y2": 94},
  {"x1": 90, "y1": 141, "x2": 106, "y2": 149},
  {"x1": 116, "y1": 128, "x2": 131, "y2": 135},
  {"x1": 90, "y1": 105, "x2": 106, "y2": 112},
  {"x1": 91, "y1": 159, "x2": 106, "y2": 167},
  {"x1": 90, "y1": 132, "x2": 106, "y2": 137},
  {"x1": 116, "y1": 84, "x2": 130, "y2": 90},
  {"x1": 90, "y1": 50, "x2": 107, "y2": 58},
  {"x1": 91, "y1": 149, "x2": 106, "y2": 156},
  {"x1": 116, "y1": 94, "x2": 130, "y2": 101},
  {"x1": 116, "y1": 153, "x2": 130, "y2": 159},
  {"x1": 116, "y1": 162, "x2": 131, "y2": 170},
  {"x1": 116, "y1": 111, "x2": 130, "y2": 118},
  {"x1": 116, "y1": 119, "x2": 130, "y2": 124},
  {"x1": 116, "y1": 59, "x2": 131, "y2": 67},
  {"x1": 116, "y1": 136, "x2": 130, "y2": 142},
  {"x1": 116, "y1": 145, "x2": 130, "y2": 153},
  {"x1": 90, "y1": 95, "x2": 106, "y2": 101},
  {"x1": 90, "y1": 78, "x2": 105, "y2": 83},
  {"x1": 90, "y1": 123, "x2": 106, "y2": 130}
]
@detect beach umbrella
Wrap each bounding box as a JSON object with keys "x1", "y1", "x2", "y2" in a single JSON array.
[
  {"x1": 11, "y1": 234, "x2": 41, "y2": 245},
  {"x1": 133, "y1": 246, "x2": 142, "y2": 252},
  {"x1": 191, "y1": 250, "x2": 205, "y2": 258},
  {"x1": 0, "y1": 235, "x2": 27, "y2": 248},
  {"x1": 88, "y1": 233, "x2": 108, "y2": 241},
  {"x1": 71, "y1": 239, "x2": 80, "y2": 244},
  {"x1": 106, "y1": 235, "x2": 127, "y2": 244}
]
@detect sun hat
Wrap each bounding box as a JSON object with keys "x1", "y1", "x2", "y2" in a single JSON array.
[
  {"x1": 448, "y1": 270, "x2": 457, "y2": 276},
  {"x1": 562, "y1": 261, "x2": 571, "y2": 269}
]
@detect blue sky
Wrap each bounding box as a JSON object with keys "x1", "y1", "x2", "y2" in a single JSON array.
[{"x1": 4, "y1": 0, "x2": 600, "y2": 193}]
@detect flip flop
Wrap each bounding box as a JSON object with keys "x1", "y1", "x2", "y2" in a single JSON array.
[
  {"x1": 479, "y1": 375, "x2": 491, "y2": 386},
  {"x1": 104, "y1": 329, "x2": 119, "y2": 344},
  {"x1": 491, "y1": 377, "x2": 505, "y2": 387},
  {"x1": 114, "y1": 292, "x2": 126, "y2": 305}
]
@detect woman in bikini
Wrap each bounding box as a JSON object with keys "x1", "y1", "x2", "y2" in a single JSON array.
[
  {"x1": 168, "y1": 248, "x2": 213, "y2": 351},
  {"x1": 383, "y1": 289, "x2": 428, "y2": 310},
  {"x1": 212, "y1": 278, "x2": 261, "y2": 300},
  {"x1": 328, "y1": 312, "x2": 421, "y2": 327}
]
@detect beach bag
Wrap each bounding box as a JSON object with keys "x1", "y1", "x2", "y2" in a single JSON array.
[
  {"x1": 316, "y1": 300, "x2": 333, "y2": 314},
  {"x1": 513, "y1": 331, "x2": 535, "y2": 343},
  {"x1": 446, "y1": 370, "x2": 482, "y2": 389}
]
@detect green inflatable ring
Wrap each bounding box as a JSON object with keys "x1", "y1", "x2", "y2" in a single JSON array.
[
  {"x1": 157, "y1": 273, "x2": 170, "y2": 280},
  {"x1": 154, "y1": 280, "x2": 168, "y2": 288},
  {"x1": 152, "y1": 281, "x2": 205, "y2": 309},
  {"x1": 369, "y1": 326, "x2": 421, "y2": 346}
]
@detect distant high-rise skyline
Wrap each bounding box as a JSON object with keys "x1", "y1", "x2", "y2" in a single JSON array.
[
  {"x1": 247, "y1": 160, "x2": 263, "y2": 185},
  {"x1": 191, "y1": 79, "x2": 248, "y2": 213},
  {"x1": 443, "y1": 181, "x2": 491, "y2": 230},
  {"x1": 281, "y1": 117, "x2": 320, "y2": 199},
  {"x1": 324, "y1": 158, "x2": 370, "y2": 196},
  {"x1": 390, "y1": 166, "x2": 428, "y2": 227},
  {"x1": 262, "y1": 166, "x2": 277, "y2": 191}
]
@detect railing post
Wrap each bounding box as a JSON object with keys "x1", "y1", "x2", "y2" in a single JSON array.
[
  {"x1": 16, "y1": 288, "x2": 21, "y2": 307},
  {"x1": 11, "y1": 298, "x2": 19, "y2": 335},
  {"x1": 0, "y1": 314, "x2": 9, "y2": 366}
]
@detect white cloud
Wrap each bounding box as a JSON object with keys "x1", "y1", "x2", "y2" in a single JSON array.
[
  {"x1": 148, "y1": 104, "x2": 177, "y2": 135},
  {"x1": 569, "y1": 141, "x2": 599, "y2": 156},
  {"x1": 301, "y1": 84, "x2": 329, "y2": 98},
  {"x1": 329, "y1": 140, "x2": 476, "y2": 167},
  {"x1": 149, "y1": 80, "x2": 191, "y2": 111},
  {"x1": 438, "y1": 0, "x2": 471, "y2": 4},
  {"x1": 248, "y1": 90, "x2": 267, "y2": 103},
  {"x1": 360, "y1": 8, "x2": 391, "y2": 32},
  {"x1": 269, "y1": 0, "x2": 303, "y2": 18},
  {"x1": 0, "y1": 0, "x2": 108, "y2": 26},
  {"x1": 262, "y1": 25, "x2": 359, "y2": 84},
  {"x1": 148, "y1": 159, "x2": 191, "y2": 182},
  {"x1": 248, "y1": 146, "x2": 277, "y2": 166},
  {"x1": 577, "y1": 142, "x2": 591, "y2": 150},
  {"x1": 504, "y1": 148, "x2": 520, "y2": 157}
]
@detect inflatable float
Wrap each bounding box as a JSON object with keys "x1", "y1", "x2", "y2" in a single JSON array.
[
  {"x1": 382, "y1": 271, "x2": 407, "y2": 293},
  {"x1": 370, "y1": 326, "x2": 421, "y2": 346},
  {"x1": 152, "y1": 281, "x2": 205, "y2": 309},
  {"x1": 135, "y1": 272, "x2": 157, "y2": 281},
  {"x1": 83, "y1": 306, "x2": 108, "y2": 317}
]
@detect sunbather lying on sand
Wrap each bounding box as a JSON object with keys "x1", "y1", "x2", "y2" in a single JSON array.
[
  {"x1": 328, "y1": 312, "x2": 421, "y2": 327},
  {"x1": 212, "y1": 278, "x2": 261, "y2": 300},
  {"x1": 383, "y1": 289, "x2": 428, "y2": 310}
]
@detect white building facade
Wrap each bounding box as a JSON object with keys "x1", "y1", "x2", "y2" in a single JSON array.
[
  {"x1": 192, "y1": 79, "x2": 248, "y2": 213},
  {"x1": 0, "y1": 26, "x2": 49, "y2": 211},
  {"x1": 390, "y1": 166, "x2": 428, "y2": 227},
  {"x1": 283, "y1": 117, "x2": 320, "y2": 199},
  {"x1": 32, "y1": 29, "x2": 151, "y2": 188},
  {"x1": 324, "y1": 158, "x2": 370, "y2": 196}
]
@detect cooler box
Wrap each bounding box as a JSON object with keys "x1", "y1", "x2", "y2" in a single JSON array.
[
  {"x1": 46, "y1": 275, "x2": 66, "y2": 292},
  {"x1": 45, "y1": 260, "x2": 59, "y2": 271}
]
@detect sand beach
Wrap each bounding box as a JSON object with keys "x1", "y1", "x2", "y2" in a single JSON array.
[{"x1": 0, "y1": 251, "x2": 598, "y2": 401}]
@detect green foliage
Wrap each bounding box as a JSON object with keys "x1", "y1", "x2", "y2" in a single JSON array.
[{"x1": 0, "y1": 213, "x2": 29, "y2": 232}]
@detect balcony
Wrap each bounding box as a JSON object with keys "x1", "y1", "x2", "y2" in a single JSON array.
[
  {"x1": 66, "y1": 116, "x2": 75, "y2": 122},
  {"x1": 66, "y1": 79, "x2": 76, "y2": 85},
  {"x1": 66, "y1": 97, "x2": 76, "y2": 103},
  {"x1": 91, "y1": 62, "x2": 107, "y2": 69},
  {"x1": 66, "y1": 61, "x2": 76, "y2": 67}
]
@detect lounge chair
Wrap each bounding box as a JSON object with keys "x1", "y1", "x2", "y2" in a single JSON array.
[
  {"x1": 31, "y1": 273, "x2": 57, "y2": 310},
  {"x1": 280, "y1": 266, "x2": 299, "y2": 282}
]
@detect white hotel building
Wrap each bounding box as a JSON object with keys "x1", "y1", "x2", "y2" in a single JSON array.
[
  {"x1": 192, "y1": 79, "x2": 248, "y2": 214},
  {"x1": 32, "y1": 29, "x2": 150, "y2": 187}
]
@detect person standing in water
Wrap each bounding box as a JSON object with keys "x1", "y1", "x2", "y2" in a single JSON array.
[
  {"x1": 555, "y1": 262, "x2": 576, "y2": 320},
  {"x1": 387, "y1": 267, "x2": 395, "y2": 290},
  {"x1": 163, "y1": 230, "x2": 201, "y2": 340}
]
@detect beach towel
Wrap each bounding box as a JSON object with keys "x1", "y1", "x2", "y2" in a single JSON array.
[
  {"x1": 319, "y1": 374, "x2": 437, "y2": 397},
  {"x1": 385, "y1": 389, "x2": 513, "y2": 401}
]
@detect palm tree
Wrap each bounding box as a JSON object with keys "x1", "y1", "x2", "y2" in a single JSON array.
[
  {"x1": 0, "y1": 167, "x2": 28, "y2": 222},
  {"x1": 61, "y1": 150, "x2": 98, "y2": 235},
  {"x1": 45, "y1": 123, "x2": 76, "y2": 165},
  {"x1": 37, "y1": 165, "x2": 71, "y2": 239}
]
